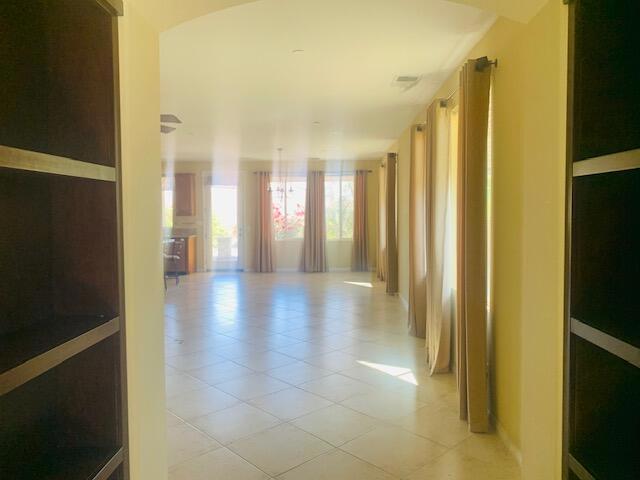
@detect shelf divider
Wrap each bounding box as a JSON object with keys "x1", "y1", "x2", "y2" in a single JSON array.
[
  {"x1": 570, "y1": 318, "x2": 640, "y2": 368},
  {"x1": 0, "y1": 145, "x2": 116, "y2": 182},
  {"x1": 0, "y1": 317, "x2": 120, "y2": 396},
  {"x1": 568, "y1": 454, "x2": 596, "y2": 480},
  {"x1": 92, "y1": 448, "x2": 124, "y2": 480},
  {"x1": 95, "y1": 0, "x2": 124, "y2": 16},
  {"x1": 573, "y1": 148, "x2": 640, "y2": 177}
]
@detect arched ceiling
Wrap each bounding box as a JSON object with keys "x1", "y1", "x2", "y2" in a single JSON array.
[
  {"x1": 134, "y1": 0, "x2": 260, "y2": 33},
  {"x1": 136, "y1": 0, "x2": 548, "y2": 32},
  {"x1": 446, "y1": 0, "x2": 548, "y2": 24},
  {"x1": 160, "y1": 0, "x2": 497, "y2": 163}
]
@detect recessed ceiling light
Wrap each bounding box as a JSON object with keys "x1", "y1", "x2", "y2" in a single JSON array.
[{"x1": 291, "y1": 49, "x2": 305, "y2": 54}]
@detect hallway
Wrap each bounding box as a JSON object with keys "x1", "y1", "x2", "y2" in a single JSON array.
[{"x1": 164, "y1": 273, "x2": 520, "y2": 479}]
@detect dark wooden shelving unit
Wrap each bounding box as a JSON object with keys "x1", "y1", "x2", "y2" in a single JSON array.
[
  {"x1": 564, "y1": 1, "x2": 640, "y2": 480},
  {"x1": 0, "y1": 0, "x2": 128, "y2": 478}
]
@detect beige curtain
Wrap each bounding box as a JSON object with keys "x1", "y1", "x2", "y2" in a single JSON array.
[
  {"x1": 254, "y1": 172, "x2": 274, "y2": 272},
  {"x1": 408, "y1": 123, "x2": 428, "y2": 338},
  {"x1": 426, "y1": 102, "x2": 453, "y2": 374},
  {"x1": 351, "y1": 170, "x2": 369, "y2": 271},
  {"x1": 457, "y1": 58, "x2": 491, "y2": 433},
  {"x1": 376, "y1": 164, "x2": 387, "y2": 281},
  {"x1": 385, "y1": 153, "x2": 398, "y2": 294},
  {"x1": 300, "y1": 171, "x2": 327, "y2": 272}
]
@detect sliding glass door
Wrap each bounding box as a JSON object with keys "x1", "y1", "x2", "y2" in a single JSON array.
[{"x1": 206, "y1": 181, "x2": 241, "y2": 271}]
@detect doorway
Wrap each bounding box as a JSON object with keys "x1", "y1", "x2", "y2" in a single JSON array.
[{"x1": 205, "y1": 179, "x2": 242, "y2": 271}]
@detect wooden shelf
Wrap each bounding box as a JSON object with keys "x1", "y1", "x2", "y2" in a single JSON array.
[
  {"x1": 1, "y1": 1, "x2": 128, "y2": 476},
  {"x1": 568, "y1": 454, "x2": 595, "y2": 480},
  {"x1": 0, "y1": 145, "x2": 116, "y2": 182},
  {"x1": 92, "y1": 448, "x2": 125, "y2": 480},
  {"x1": 568, "y1": 335, "x2": 640, "y2": 479},
  {"x1": 12, "y1": 446, "x2": 122, "y2": 480},
  {"x1": 96, "y1": 0, "x2": 124, "y2": 16},
  {"x1": 0, "y1": 316, "x2": 120, "y2": 396},
  {"x1": 573, "y1": 148, "x2": 640, "y2": 177},
  {"x1": 0, "y1": 335, "x2": 124, "y2": 478},
  {"x1": 571, "y1": 318, "x2": 640, "y2": 368}
]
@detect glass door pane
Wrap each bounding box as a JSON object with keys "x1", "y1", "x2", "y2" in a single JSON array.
[{"x1": 210, "y1": 184, "x2": 239, "y2": 270}]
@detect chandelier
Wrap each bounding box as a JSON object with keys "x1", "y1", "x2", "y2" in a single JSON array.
[{"x1": 266, "y1": 147, "x2": 294, "y2": 193}]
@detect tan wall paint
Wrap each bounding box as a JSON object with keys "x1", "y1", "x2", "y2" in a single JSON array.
[
  {"x1": 516, "y1": 3, "x2": 566, "y2": 478},
  {"x1": 391, "y1": 1, "x2": 567, "y2": 477},
  {"x1": 162, "y1": 160, "x2": 379, "y2": 272},
  {"x1": 119, "y1": 1, "x2": 167, "y2": 479},
  {"x1": 392, "y1": 130, "x2": 409, "y2": 308}
]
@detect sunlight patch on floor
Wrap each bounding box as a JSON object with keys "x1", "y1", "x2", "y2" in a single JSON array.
[
  {"x1": 357, "y1": 360, "x2": 412, "y2": 377},
  {"x1": 343, "y1": 281, "x2": 373, "y2": 288},
  {"x1": 398, "y1": 372, "x2": 419, "y2": 386}
]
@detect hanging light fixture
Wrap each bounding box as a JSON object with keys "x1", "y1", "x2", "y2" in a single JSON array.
[
  {"x1": 275, "y1": 147, "x2": 292, "y2": 194},
  {"x1": 278, "y1": 148, "x2": 284, "y2": 194}
]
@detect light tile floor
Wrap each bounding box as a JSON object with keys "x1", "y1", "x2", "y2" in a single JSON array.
[{"x1": 165, "y1": 272, "x2": 521, "y2": 480}]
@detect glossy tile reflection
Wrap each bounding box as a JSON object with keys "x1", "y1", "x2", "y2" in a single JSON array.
[{"x1": 165, "y1": 272, "x2": 520, "y2": 479}]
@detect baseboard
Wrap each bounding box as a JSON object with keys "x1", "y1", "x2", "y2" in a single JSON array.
[
  {"x1": 273, "y1": 267, "x2": 355, "y2": 273},
  {"x1": 228, "y1": 267, "x2": 375, "y2": 273},
  {"x1": 491, "y1": 413, "x2": 522, "y2": 466}
]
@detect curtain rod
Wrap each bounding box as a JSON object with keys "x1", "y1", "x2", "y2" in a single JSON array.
[
  {"x1": 439, "y1": 88, "x2": 458, "y2": 108},
  {"x1": 437, "y1": 56, "x2": 496, "y2": 108},
  {"x1": 475, "y1": 56, "x2": 498, "y2": 71}
]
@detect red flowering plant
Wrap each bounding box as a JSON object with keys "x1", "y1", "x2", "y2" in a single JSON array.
[{"x1": 272, "y1": 202, "x2": 305, "y2": 239}]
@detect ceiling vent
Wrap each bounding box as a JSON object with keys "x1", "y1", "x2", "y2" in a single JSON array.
[
  {"x1": 392, "y1": 75, "x2": 421, "y2": 91},
  {"x1": 161, "y1": 114, "x2": 182, "y2": 124},
  {"x1": 395, "y1": 75, "x2": 419, "y2": 83},
  {"x1": 160, "y1": 125, "x2": 176, "y2": 134}
]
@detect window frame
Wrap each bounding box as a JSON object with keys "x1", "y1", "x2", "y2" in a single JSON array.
[
  {"x1": 271, "y1": 176, "x2": 306, "y2": 241},
  {"x1": 325, "y1": 173, "x2": 354, "y2": 241},
  {"x1": 161, "y1": 175, "x2": 174, "y2": 232}
]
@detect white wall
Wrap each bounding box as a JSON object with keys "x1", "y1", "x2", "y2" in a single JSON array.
[{"x1": 119, "y1": 2, "x2": 167, "y2": 479}]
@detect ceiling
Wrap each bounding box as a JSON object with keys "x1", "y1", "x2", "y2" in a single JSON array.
[
  {"x1": 143, "y1": 0, "x2": 546, "y2": 32},
  {"x1": 160, "y1": 0, "x2": 496, "y2": 163}
]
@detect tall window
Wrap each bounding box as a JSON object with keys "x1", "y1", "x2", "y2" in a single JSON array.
[
  {"x1": 271, "y1": 176, "x2": 306, "y2": 240},
  {"x1": 161, "y1": 176, "x2": 174, "y2": 234},
  {"x1": 325, "y1": 174, "x2": 354, "y2": 240}
]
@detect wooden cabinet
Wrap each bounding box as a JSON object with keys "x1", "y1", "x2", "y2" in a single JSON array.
[
  {"x1": 0, "y1": 1, "x2": 128, "y2": 478},
  {"x1": 174, "y1": 173, "x2": 196, "y2": 216},
  {"x1": 564, "y1": 2, "x2": 640, "y2": 479},
  {"x1": 166, "y1": 236, "x2": 197, "y2": 274}
]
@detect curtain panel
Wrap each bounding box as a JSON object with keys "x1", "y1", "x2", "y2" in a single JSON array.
[
  {"x1": 300, "y1": 171, "x2": 327, "y2": 272},
  {"x1": 254, "y1": 172, "x2": 274, "y2": 272},
  {"x1": 408, "y1": 122, "x2": 428, "y2": 338},
  {"x1": 456, "y1": 58, "x2": 491, "y2": 433},
  {"x1": 351, "y1": 170, "x2": 369, "y2": 271},
  {"x1": 377, "y1": 164, "x2": 387, "y2": 281},
  {"x1": 425, "y1": 102, "x2": 453, "y2": 374},
  {"x1": 385, "y1": 153, "x2": 399, "y2": 294}
]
